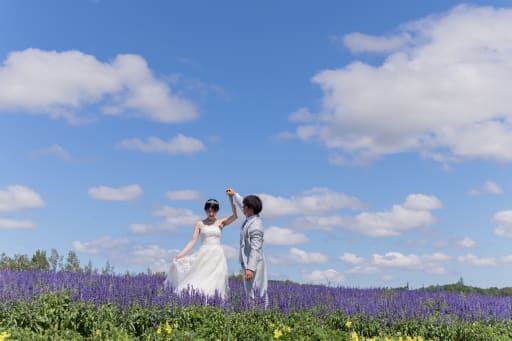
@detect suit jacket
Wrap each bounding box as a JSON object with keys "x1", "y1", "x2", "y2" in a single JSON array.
[{"x1": 235, "y1": 193, "x2": 268, "y2": 297}]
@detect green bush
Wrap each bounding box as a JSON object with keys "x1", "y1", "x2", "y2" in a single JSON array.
[{"x1": 1, "y1": 292, "x2": 512, "y2": 340}]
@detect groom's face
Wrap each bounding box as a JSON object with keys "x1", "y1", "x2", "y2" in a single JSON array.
[{"x1": 242, "y1": 204, "x2": 254, "y2": 217}]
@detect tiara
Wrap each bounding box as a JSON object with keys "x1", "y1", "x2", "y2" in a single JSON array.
[{"x1": 206, "y1": 199, "x2": 219, "y2": 204}]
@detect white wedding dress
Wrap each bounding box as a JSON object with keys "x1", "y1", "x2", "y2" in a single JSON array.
[{"x1": 164, "y1": 222, "x2": 229, "y2": 299}]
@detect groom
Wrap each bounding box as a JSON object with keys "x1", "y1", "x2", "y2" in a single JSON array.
[{"x1": 226, "y1": 188, "x2": 268, "y2": 304}]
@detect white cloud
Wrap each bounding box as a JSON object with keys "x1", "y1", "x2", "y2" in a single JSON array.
[
  {"x1": 289, "y1": 107, "x2": 315, "y2": 123},
  {"x1": 166, "y1": 190, "x2": 202, "y2": 201},
  {"x1": 222, "y1": 245, "x2": 239, "y2": 260},
  {"x1": 340, "y1": 252, "x2": 365, "y2": 265},
  {"x1": 272, "y1": 131, "x2": 295, "y2": 141},
  {"x1": 130, "y1": 206, "x2": 201, "y2": 234},
  {"x1": 381, "y1": 275, "x2": 393, "y2": 282},
  {"x1": 456, "y1": 237, "x2": 477, "y2": 248},
  {"x1": 346, "y1": 265, "x2": 380, "y2": 275},
  {"x1": 484, "y1": 181, "x2": 503, "y2": 194},
  {"x1": 434, "y1": 237, "x2": 478, "y2": 249},
  {"x1": 0, "y1": 185, "x2": 45, "y2": 212},
  {"x1": 294, "y1": 5, "x2": 512, "y2": 163},
  {"x1": 31, "y1": 144, "x2": 71, "y2": 160},
  {"x1": 118, "y1": 134, "x2": 205, "y2": 154},
  {"x1": 302, "y1": 269, "x2": 345, "y2": 285},
  {"x1": 372, "y1": 252, "x2": 422, "y2": 269},
  {"x1": 265, "y1": 226, "x2": 309, "y2": 245},
  {"x1": 341, "y1": 251, "x2": 450, "y2": 275},
  {"x1": 467, "y1": 180, "x2": 503, "y2": 196},
  {"x1": 153, "y1": 206, "x2": 201, "y2": 225},
  {"x1": 292, "y1": 194, "x2": 441, "y2": 236},
  {"x1": 466, "y1": 189, "x2": 480, "y2": 196},
  {"x1": 268, "y1": 247, "x2": 328, "y2": 265},
  {"x1": 346, "y1": 195, "x2": 441, "y2": 236},
  {"x1": 290, "y1": 215, "x2": 346, "y2": 231},
  {"x1": 371, "y1": 252, "x2": 450, "y2": 275},
  {"x1": 0, "y1": 218, "x2": 34, "y2": 229},
  {"x1": 73, "y1": 236, "x2": 176, "y2": 272},
  {"x1": 259, "y1": 187, "x2": 364, "y2": 219},
  {"x1": 458, "y1": 253, "x2": 497, "y2": 267},
  {"x1": 88, "y1": 184, "x2": 143, "y2": 201},
  {"x1": 73, "y1": 236, "x2": 132, "y2": 254},
  {"x1": 0, "y1": 49, "x2": 197, "y2": 123},
  {"x1": 343, "y1": 32, "x2": 410, "y2": 53},
  {"x1": 403, "y1": 194, "x2": 442, "y2": 211},
  {"x1": 493, "y1": 210, "x2": 512, "y2": 237},
  {"x1": 128, "y1": 224, "x2": 153, "y2": 234}
]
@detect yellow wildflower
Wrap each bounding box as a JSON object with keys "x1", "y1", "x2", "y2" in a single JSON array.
[
  {"x1": 351, "y1": 331, "x2": 359, "y2": 341},
  {"x1": 273, "y1": 329, "x2": 283, "y2": 339},
  {"x1": 284, "y1": 325, "x2": 291, "y2": 333},
  {"x1": 156, "y1": 326, "x2": 162, "y2": 335},
  {"x1": 345, "y1": 320, "x2": 352, "y2": 328},
  {"x1": 164, "y1": 321, "x2": 172, "y2": 335},
  {"x1": 0, "y1": 332, "x2": 9, "y2": 341}
]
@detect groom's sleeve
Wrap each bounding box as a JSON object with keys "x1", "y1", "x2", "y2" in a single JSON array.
[
  {"x1": 234, "y1": 192, "x2": 244, "y2": 211},
  {"x1": 247, "y1": 225, "x2": 263, "y2": 272}
]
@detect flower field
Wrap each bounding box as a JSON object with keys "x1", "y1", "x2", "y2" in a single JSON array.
[{"x1": 1, "y1": 270, "x2": 512, "y2": 340}]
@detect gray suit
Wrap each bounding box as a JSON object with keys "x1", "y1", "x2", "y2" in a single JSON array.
[{"x1": 235, "y1": 194, "x2": 268, "y2": 301}]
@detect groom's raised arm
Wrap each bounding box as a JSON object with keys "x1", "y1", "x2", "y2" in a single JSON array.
[
  {"x1": 234, "y1": 192, "x2": 244, "y2": 211},
  {"x1": 227, "y1": 188, "x2": 244, "y2": 211}
]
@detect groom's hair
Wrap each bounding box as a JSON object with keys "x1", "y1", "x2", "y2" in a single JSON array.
[{"x1": 243, "y1": 195, "x2": 262, "y2": 215}]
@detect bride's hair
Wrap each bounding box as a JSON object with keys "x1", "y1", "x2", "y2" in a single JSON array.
[{"x1": 204, "y1": 198, "x2": 219, "y2": 211}]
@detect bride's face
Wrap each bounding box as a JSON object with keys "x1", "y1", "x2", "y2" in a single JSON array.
[{"x1": 205, "y1": 208, "x2": 217, "y2": 220}]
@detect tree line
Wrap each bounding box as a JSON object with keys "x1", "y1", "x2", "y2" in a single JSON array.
[{"x1": 0, "y1": 249, "x2": 115, "y2": 274}]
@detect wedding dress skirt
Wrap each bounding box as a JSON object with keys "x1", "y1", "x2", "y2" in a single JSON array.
[{"x1": 164, "y1": 223, "x2": 229, "y2": 299}]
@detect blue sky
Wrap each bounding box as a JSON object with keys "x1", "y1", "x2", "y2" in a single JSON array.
[{"x1": 2, "y1": 0, "x2": 512, "y2": 288}]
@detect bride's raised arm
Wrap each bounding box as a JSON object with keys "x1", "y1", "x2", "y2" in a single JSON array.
[{"x1": 220, "y1": 189, "x2": 238, "y2": 228}]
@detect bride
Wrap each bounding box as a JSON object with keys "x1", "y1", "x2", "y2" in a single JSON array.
[{"x1": 164, "y1": 191, "x2": 237, "y2": 299}]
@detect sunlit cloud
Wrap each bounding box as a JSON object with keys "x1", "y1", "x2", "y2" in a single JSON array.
[
  {"x1": 493, "y1": 210, "x2": 512, "y2": 237},
  {"x1": 302, "y1": 269, "x2": 345, "y2": 285},
  {"x1": 129, "y1": 206, "x2": 201, "y2": 234},
  {"x1": 268, "y1": 248, "x2": 328, "y2": 265},
  {"x1": 73, "y1": 236, "x2": 176, "y2": 272},
  {"x1": 290, "y1": 194, "x2": 441, "y2": 237},
  {"x1": 0, "y1": 185, "x2": 45, "y2": 212},
  {"x1": 31, "y1": 144, "x2": 71, "y2": 160},
  {"x1": 458, "y1": 253, "x2": 497, "y2": 267},
  {"x1": 265, "y1": 226, "x2": 309, "y2": 245},
  {"x1": 88, "y1": 184, "x2": 143, "y2": 201},
  {"x1": 166, "y1": 190, "x2": 202, "y2": 201},
  {"x1": 340, "y1": 252, "x2": 365, "y2": 265},
  {"x1": 0, "y1": 218, "x2": 34, "y2": 230},
  {"x1": 292, "y1": 5, "x2": 512, "y2": 164},
  {"x1": 260, "y1": 187, "x2": 365, "y2": 219},
  {"x1": 339, "y1": 251, "x2": 450, "y2": 275},
  {"x1": 455, "y1": 237, "x2": 477, "y2": 248},
  {"x1": 118, "y1": 134, "x2": 205, "y2": 154},
  {"x1": 466, "y1": 180, "x2": 503, "y2": 196},
  {"x1": 0, "y1": 49, "x2": 198, "y2": 124}
]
